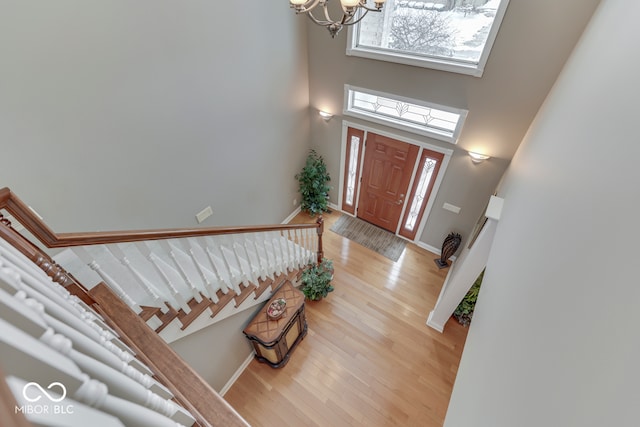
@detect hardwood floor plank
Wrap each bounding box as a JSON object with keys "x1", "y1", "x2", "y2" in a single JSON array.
[{"x1": 225, "y1": 211, "x2": 469, "y2": 427}]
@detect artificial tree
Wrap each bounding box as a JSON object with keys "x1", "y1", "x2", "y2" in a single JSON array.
[{"x1": 295, "y1": 149, "x2": 331, "y2": 216}]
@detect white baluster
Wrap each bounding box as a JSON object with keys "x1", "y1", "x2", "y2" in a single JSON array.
[
  {"x1": 0, "y1": 239, "x2": 59, "y2": 285},
  {"x1": 72, "y1": 247, "x2": 142, "y2": 313},
  {"x1": 258, "y1": 238, "x2": 273, "y2": 277},
  {"x1": 295, "y1": 229, "x2": 303, "y2": 268},
  {"x1": 196, "y1": 237, "x2": 229, "y2": 295},
  {"x1": 231, "y1": 239, "x2": 253, "y2": 288},
  {"x1": 279, "y1": 233, "x2": 292, "y2": 272},
  {"x1": 308, "y1": 228, "x2": 317, "y2": 264},
  {"x1": 107, "y1": 245, "x2": 167, "y2": 313},
  {"x1": 40, "y1": 328, "x2": 195, "y2": 425},
  {"x1": 247, "y1": 235, "x2": 267, "y2": 281},
  {"x1": 272, "y1": 237, "x2": 285, "y2": 274},
  {"x1": 135, "y1": 243, "x2": 190, "y2": 313},
  {"x1": 215, "y1": 239, "x2": 242, "y2": 295},
  {"x1": 7, "y1": 376, "x2": 124, "y2": 427},
  {"x1": 158, "y1": 240, "x2": 202, "y2": 302},
  {"x1": 178, "y1": 239, "x2": 215, "y2": 299}
]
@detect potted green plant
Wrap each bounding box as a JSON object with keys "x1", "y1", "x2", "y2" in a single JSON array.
[
  {"x1": 300, "y1": 258, "x2": 334, "y2": 301},
  {"x1": 295, "y1": 149, "x2": 331, "y2": 216},
  {"x1": 453, "y1": 270, "x2": 484, "y2": 326}
]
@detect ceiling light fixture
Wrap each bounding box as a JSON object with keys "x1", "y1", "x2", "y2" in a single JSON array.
[
  {"x1": 468, "y1": 152, "x2": 491, "y2": 164},
  {"x1": 289, "y1": 0, "x2": 387, "y2": 38}
]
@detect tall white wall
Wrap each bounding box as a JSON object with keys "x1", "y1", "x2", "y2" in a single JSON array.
[
  {"x1": 0, "y1": 1, "x2": 310, "y2": 232},
  {"x1": 0, "y1": 1, "x2": 309, "y2": 396},
  {"x1": 445, "y1": 0, "x2": 640, "y2": 425}
]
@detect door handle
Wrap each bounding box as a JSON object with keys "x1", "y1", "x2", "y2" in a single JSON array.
[{"x1": 396, "y1": 199, "x2": 404, "y2": 205}]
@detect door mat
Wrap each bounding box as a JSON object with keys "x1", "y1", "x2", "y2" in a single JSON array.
[{"x1": 329, "y1": 214, "x2": 407, "y2": 262}]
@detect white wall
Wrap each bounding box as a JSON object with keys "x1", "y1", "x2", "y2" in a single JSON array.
[
  {"x1": 0, "y1": 1, "x2": 309, "y2": 394},
  {"x1": 0, "y1": 1, "x2": 310, "y2": 232},
  {"x1": 445, "y1": 0, "x2": 640, "y2": 425},
  {"x1": 170, "y1": 307, "x2": 255, "y2": 393}
]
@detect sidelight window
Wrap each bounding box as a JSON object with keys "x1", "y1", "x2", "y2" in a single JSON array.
[
  {"x1": 341, "y1": 127, "x2": 364, "y2": 215},
  {"x1": 399, "y1": 149, "x2": 444, "y2": 240}
]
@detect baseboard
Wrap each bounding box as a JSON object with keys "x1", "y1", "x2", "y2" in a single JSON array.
[
  {"x1": 426, "y1": 310, "x2": 445, "y2": 333},
  {"x1": 416, "y1": 241, "x2": 457, "y2": 262},
  {"x1": 416, "y1": 241, "x2": 441, "y2": 256},
  {"x1": 219, "y1": 352, "x2": 255, "y2": 396},
  {"x1": 282, "y1": 206, "x2": 302, "y2": 224},
  {"x1": 282, "y1": 203, "x2": 339, "y2": 224}
]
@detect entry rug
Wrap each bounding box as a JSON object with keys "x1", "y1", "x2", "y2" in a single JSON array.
[{"x1": 329, "y1": 214, "x2": 407, "y2": 262}]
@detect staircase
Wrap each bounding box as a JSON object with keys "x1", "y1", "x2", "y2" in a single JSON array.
[
  {"x1": 0, "y1": 188, "x2": 302, "y2": 427},
  {"x1": 0, "y1": 188, "x2": 323, "y2": 427},
  {"x1": 54, "y1": 229, "x2": 318, "y2": 342},
  {"x1": 0, "y1": 187, "x2": 323, "y2": 344}
]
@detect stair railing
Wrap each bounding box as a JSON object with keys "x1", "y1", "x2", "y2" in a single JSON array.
[
  {"x1": 0, "y1": 186, "x2": 324, "y2": 427},
  {"x1": 0, "y1": 187, "x2": 323, "y2": 305}
]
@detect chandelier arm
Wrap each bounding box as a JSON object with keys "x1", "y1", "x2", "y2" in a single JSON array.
[
  {"x1": 303, "y1": 3, "x2": 356, "y2": 26},
  {"x1": 358, "y1": 5, "x2": 382, "y2": 12},
  {"x1": 341, "y1": 10, "x2": 370, "y2": 26},
  {"x1": 324, "y1": 2, "x2": 355, "y2": 24},
  {"x1": 323, "y1": 2, "x2": 333, "y2": 22},
  {"x1": 305, "y1": 10, "x2": 333, "y2": 26},
  {"x1": 291, "y1": 0, "x2": 383, "y2": 36},
  {"x1": 293, "y1": 0, "x2": 323, "y2": 14}
]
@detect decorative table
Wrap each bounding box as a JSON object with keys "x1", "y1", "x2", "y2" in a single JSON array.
[{"x1": 243, "y1": 280, "x2": 307, "y2": 368}]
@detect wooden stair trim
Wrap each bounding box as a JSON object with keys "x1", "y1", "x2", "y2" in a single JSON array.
[
  {"x1": 209, "y1": 289, "x2": 235, "y2": 318},
  {"x1": 253, "y1": 277, "x2": 273, "y2": 300},
  {"x1": 178, "y1": 295, "x2": 213, "y2": 331},
  {"x1": 89, "y1": 283, "x2": 250, "y2": 427},
  {"x1": 153, "y1": 303, "x2": 180, "y2": 334},
  {"x1": 233, "y1": 284, "x2": 255, "y2": 308},
  {"x1": 139, "y1": 305, "x2": 162, "y2": 322}
]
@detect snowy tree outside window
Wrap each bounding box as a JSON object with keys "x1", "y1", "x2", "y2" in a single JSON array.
[{"x1": 347, "y1": 0, "x2": 509, "y2": 77}]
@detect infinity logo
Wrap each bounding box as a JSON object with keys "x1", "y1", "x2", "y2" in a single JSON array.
[{"x1": 22, "y1": 382, "x2": 67, "y2": 403}]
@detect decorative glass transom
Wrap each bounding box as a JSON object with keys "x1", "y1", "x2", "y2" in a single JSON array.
[{"x1": 344, "y1": 86, "x2": 467, "y2": 143}]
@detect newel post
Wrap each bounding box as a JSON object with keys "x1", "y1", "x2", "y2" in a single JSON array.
[{"x1": 315, "y1": 216, "x2": 324, "y2": 264}]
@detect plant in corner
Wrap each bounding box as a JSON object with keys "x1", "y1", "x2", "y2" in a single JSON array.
[
  {"x1": 295, "y1": 149, "x2": 331, "y2": 216},
  {"x1": 300, "y1": 258, "x2": 334, "y2": 301},
  {"x1": 453, "y1": 270, "x2": 484, "y2": 327}
]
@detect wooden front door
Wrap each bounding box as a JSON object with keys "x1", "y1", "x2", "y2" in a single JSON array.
[{"x1": 357, "y1": 132, "x2": 419, "y2": 232}]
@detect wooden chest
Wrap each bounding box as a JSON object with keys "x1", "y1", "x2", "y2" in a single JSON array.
[{"x1": 243, "y1": 281, "x2": 307, "y2": 368}]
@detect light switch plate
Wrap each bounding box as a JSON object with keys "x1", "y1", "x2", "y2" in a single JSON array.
[
  {"x1": 443, "y1": 203, "x2": 461, "y2": 214},
  {"x1": 196, "y1": 206, "x2": 213, "y2": 223}
]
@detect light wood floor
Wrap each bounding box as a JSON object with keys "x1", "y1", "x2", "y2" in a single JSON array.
[{"x1": 224, "y1": 211, "x2": 468, "y2": 427}]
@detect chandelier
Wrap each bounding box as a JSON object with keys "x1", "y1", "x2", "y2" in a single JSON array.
[{"x1": 289, "y1": 0, "x2": 387, "y2": 38}]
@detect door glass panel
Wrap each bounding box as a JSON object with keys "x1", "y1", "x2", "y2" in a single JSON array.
[
  {"x1": 345, "y1": 135, "x2": 361, "y2": 207},
  {"x1": 399, "y1": 148, "x2": 444, "y2": 240},
  {"x1": 404, "y1": 158, "x2": 437, "y2": 231},
  {"x1": 342, "y1": 127, "x2": 365, "y2": 215}
]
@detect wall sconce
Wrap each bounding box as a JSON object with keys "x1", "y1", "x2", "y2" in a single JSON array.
[
  {"x1": 468, "y1": 151, "x2": 490, "y2": 164},
  {"x1": 319, "y1": 110, "x2": 333, "y2": 122}
]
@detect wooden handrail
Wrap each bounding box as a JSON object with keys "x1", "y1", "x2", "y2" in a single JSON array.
[
  {"x1": 91, "y1": 283, "x2": 250, "y2": 427},
  {"x1": 0, "y1": 187, "x2": 325, "y2": 426},
  {"x1": 0, "y1": 187, "x2": 321, "y2": 248}
]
